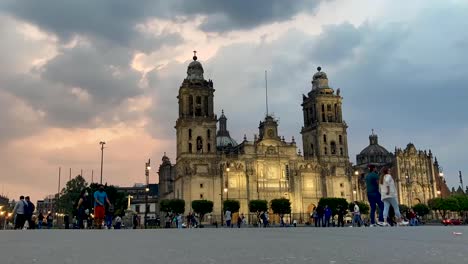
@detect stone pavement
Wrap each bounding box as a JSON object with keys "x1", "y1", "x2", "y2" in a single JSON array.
[{"x1": 1, "y1": 226, "x2": 467, "y2": 264}]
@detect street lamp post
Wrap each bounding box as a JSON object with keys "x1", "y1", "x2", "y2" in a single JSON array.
[
  {"x1": 144, "y1": 159, "x2": 151, "y2": 229},
  {"x1": 99, "y1": 141, "x2": 106, "y2": 184},
  {"x1": 405, "y1": 172, "x2": 411, "y2": 206}
]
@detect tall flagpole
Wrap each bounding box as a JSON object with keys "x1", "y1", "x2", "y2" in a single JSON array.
[{"x1": 265, "y1": 70, "x2": 268, "y2": 117}]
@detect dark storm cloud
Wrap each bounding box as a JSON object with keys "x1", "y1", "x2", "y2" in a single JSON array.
[
  {"x1": 177, "y1": 0, "x2": 324, "y2": 32},
  {"x1": 1, "y1": 0, "x2": 182, "y2": 52},
  {"x1": 2, "y1": 0, "x2": 324, "y2": 40},
  {"x1": 1, "y1": 43, "x2": 145, "y2": 128}
]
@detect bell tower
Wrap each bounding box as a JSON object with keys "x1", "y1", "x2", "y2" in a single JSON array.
[
  {"x1": 175, "y1": 52, "x2": 217, "y2": 161},
  {"x1": 301, "y1": 67, "x2": 349, "y2": 162},
  {"x1": 301, "y1": 67, "x2": 351, "y2": 198}
]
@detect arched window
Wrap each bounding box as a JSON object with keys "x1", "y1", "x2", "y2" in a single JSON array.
[
  {"x1": 310, "y1": 143, "x2": 314, "y2": 156},
  {"x1": 207, "y1": 143, "x2": 211, "y2": 152},
  {"x1": 195, "y1": 96, "x2": 202, "y2": 116},
  {"x1": 188, "y1": 143, "x2": 192, "y2": 153},
  {"x1": 204, "y1": 96, "x2": 209, "y2": 116},
  {"x1": 189, "y1": 129, "x2": 192, "y2": 140},
  {"x1": 324, "y1": 147, "x2": 328, "y2": 155},
  {"x1": 339, "y1": 135, "x2": 342, "y2": 144},
  {"x1": 331, "y1": 141, "x2": 337, "y2": 155},
  {"x1": 207, "y1": 129, "x2": 211, "y2": 139},
  {"x1": 322, "y1": 113, "x2": 326, "y2": 122},
  {"x1": 196, "y1": 136, "x2": 203, "y2": 153},
  {"x1": 340, "y1": 148, "x2": 343, "y2": 156},
  {"x1": 323, "y1": 134, "x2": 327, "y2": 143},
  {"x1": 189, "y1": 96, "x2": 194, "y2": 116}
]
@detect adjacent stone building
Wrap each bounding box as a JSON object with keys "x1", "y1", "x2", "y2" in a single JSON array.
[
  {"x1": 158, "y1": 55, "x2": 356, "y2": 222},
  {"x1": 354, "y1": 133, "x2": 449, "y2": 206}
]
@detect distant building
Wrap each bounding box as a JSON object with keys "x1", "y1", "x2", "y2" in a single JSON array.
[
  {"x1": 117, "y1": 184, "x2": 159, "y2": 222},
  {"x1": 36, "y1": 195, "x2": 57, "y2": 214},
  {"x1": 0, "y1": 195, "x2": 9, "y2": 210},
  {"x1": 354, "y1": 133, "x2": 450, "y2": 206}
]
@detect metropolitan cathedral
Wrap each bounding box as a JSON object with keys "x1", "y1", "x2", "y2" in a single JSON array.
[{"x1": 158, "y1": 53, "x2": 447, "y2": 219}]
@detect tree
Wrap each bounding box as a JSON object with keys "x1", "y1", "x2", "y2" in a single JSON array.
[
  {"x1": 349, "y1": 201, "x2": 369, "y2": 215},
  {"x1": 191, "y1": 200, "x2": 213, "y2": 224},
  {"x1": 170, "y1": 199, "x2": 186, "y2": 214},
  {"x1": 440, "y1": 198, "x2": 459, "y2": 218},
  {"x1": 223, "y1": 199, "x2": 240, "y2": 213},
  {"x1": 270, "y1": 198, "x2": 291, "y2": 225},
  {"x1": 160, "y1": 199, "x2": 171, "y2": 214},
  {"x1": 57, "y1": 175, "x2": 88, "y2": 215},
  {"x1": 399, "y1": 204, "x2": 410, "y2": 214},
  {"x1": 249, "y1": 200, "x2": 268, "y2": 225},
  {"x1": 158, "y1": 199, "x2": 185, "y2": 215},
  {"x1": 412, "y1": 203, "x2": 430, "y2": 218},
  {"x1": 249, "y1": 200, "x2": 268, "y2": 213},
  {"x1": 429, "y1": 197, "x2": 459, "y2": 219},
  {"x1": 452, "y1": 195, "x2": 468, "y2": 220},
  {"x1": 318, "y1": 198, "x2": 348, "y2": 216}
]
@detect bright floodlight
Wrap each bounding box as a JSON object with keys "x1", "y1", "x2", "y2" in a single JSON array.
[{"x1": 224, "y1": 188, "x2": 228, "y2": 193}]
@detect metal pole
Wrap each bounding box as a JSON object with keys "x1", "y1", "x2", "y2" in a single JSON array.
[
  {"x1": 69, "y1": 168, "x2": 71, "y2": 181},
  {"x1": 100, "y1": 142, "x2": 105, "y2": 184},
  {"x1": 145, "y1": 159, "x2": 150, "y2": 229},
  {"x1": 91, "y1": 170, "x2": 94, "y2": 183},
  {"x1": 58, "y1": 167, "x2": 61, "y2": 214}
]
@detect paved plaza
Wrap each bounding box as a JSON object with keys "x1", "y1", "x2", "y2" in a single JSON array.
[{"x1": 1, "y1": 226, "x2": 468, "y2": 264}]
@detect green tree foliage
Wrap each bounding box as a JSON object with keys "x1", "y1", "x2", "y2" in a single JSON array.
[
  {"x1": 412, "y1": 203, "x2": 430, "y2": 217},
  {"x1": 270, "y1": 198, "x2": 291, "y2": 216},
  {"x1": 191, "y1": 200, "x2": 213, "y2": 222},
  {"x1": 57, "y1": 175, "x2": 88, "y2": 215},
  {"x1": 248, "y1": 200, "x2": 268, "y2": 213},
  {"x1": 160, "y1": 199, "x2": 171, "y2": 213},
  {"x1": 223, "y1": 199, "x2": 240, "y2": 213},
  {"x1": 348, "y1": 201, "x2": 369, "y2": 215},
  {"x1": 399, "y1": 204, "x2": 410, "y2": 214},
  {"x1": 160, "y1": 199, "x2": 185, "y2": 214},
  {"x1": 452, "y1": 195, "x2": 468, "y2": 213},
  {"x1": 318, "y1": 198, "x2": 348, "y2": 216},
  {"x1": 429, "y1": 197, "x2": 459, "y2": 219}
]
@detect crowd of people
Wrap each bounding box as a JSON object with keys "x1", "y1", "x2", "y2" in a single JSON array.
[
  {"x1": 10, "y1": 166, "x2": 418, "y2": 230},
  {"x1": 310, "y1": 165, "x2": 411, "y2": 227}
]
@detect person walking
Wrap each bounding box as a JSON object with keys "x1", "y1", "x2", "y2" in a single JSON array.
[
  {"x1": 25, "y1": 196, "x2": 35, "y2": 229},
  {"x1": 76, "y1": 189, "x2": 90, "y2": 229},
  {"x1": 316, "y1": 205, "x2": 324, "y2": 227},
  {"x1": 93, "y1": 184, "x2": 111, "y2": 229},
  {"x1": 224, "y1": 208, "x2": 232, "y2": 228},
  {"x1": 37, "y1": 212, "x2": 44, "y2": 229},
  {"x1": 13, "y1": 196, "x2": 27, "y2": 230},
  {"x1": 46, "y1": 212, "x2": 53, "y2": 229},
  {"x1": 114, "y1": 215, "x2": 122, "y2": 229},
  {"x1": 352, "y1": 201, "x2": 363, "y2": 227},
  {"x1": 366, "y1": 165, "x2": 385, "y2": 226},
  {"x1": 337, "y1": 205, "x2": 346, "y2": 227},
  {"x1": 105, "y1": 204, "x2": 114, "y2": 229},
  {"x1": 380, "y1": 167, "x2": 409, "y2": 226},
  {"x1": 323, "y1": 205, "x2": 332, "y2": 227},
  {"x1": 237, "y1": 214, "x2": 243, "y2": 228}
]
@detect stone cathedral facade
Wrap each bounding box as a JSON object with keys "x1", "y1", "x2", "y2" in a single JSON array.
[
  {"x1": 157, "y1": 54, "x2": 447, "y2": 220},
  {"x1": 158, "y1": 55, "x2": 355, "y2": 221}
]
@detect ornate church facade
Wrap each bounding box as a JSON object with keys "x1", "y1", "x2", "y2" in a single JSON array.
[
  {"x1": 158, "y1": 55, "x2": 354, "y2": 221},
  {"x1": 157, "y1": 54, "x2": 448, "y2": 221},
  {"x1": 353, "y1": 133, "x2": 450, "y2": 206}
]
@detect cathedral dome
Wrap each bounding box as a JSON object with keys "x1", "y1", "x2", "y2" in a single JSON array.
[
  {"x1": 216, "y1": 136, "x2": 238, "y2": 148},
  {"x1": 356, "y1": 132, "x2": 393, "y2": 166},
  {"x1": 186, "y1": 53, "x2": 204, "y2": 81},
  {"x1": 216, "y1": 110, "x2": 238, "y2": 149}
]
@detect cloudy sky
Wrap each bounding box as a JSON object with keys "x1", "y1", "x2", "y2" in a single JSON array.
[{"x1": 1, "y1": 0, "x2": 467, "y2": 201}]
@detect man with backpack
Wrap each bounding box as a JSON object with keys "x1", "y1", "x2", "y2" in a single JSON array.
[{"x1": 25, "y1": 196, "x2": 35, "y2": 229}]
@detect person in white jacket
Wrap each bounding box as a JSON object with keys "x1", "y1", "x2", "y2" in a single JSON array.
[{"x1": 380, "y1": 167, "x2": 409, "y2": 226}]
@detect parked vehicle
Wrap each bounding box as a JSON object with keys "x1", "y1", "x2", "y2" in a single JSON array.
[{"x1": 442, "y1": 219, "x2": 462, "y2": 226}]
